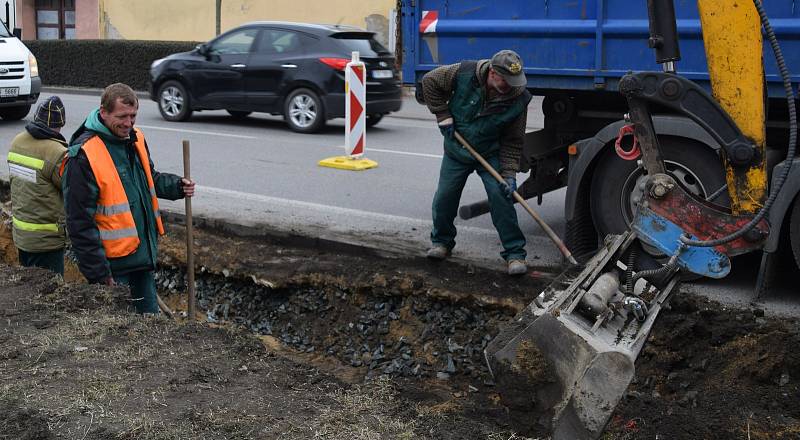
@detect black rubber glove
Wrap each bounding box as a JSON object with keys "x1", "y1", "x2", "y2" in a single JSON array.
[{"x1": 503, "y1": 176, "x2": 517, "y2": 200}]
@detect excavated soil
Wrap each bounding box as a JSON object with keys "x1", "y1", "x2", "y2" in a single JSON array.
[{"x1": 0, "y1": 212, "x2": 798, "y2": 439}]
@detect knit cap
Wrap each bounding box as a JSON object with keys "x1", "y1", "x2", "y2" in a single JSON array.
[{"x1": 33, "y1": 96, "x2": 65, "y2": 128}]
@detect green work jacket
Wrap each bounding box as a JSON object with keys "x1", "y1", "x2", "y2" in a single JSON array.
[{"x1": 444, "y1": 61, "x2": 532, "y2": 165}]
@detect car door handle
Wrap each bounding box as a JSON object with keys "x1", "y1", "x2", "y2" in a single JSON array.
[
  {"x1": 281, "y1": 64, "x2": 298, "y2": 68},
  {"x1": 230, "y1": 63, "x2": 247, "y2": 68}
]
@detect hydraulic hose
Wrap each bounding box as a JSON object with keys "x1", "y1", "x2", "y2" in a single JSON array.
[
  {"x1": 680, "y1": 0, "x2": 797, "y2": 248},
  {"x1": 632, "y1": 253, "x2": 679, "y2": 286}
]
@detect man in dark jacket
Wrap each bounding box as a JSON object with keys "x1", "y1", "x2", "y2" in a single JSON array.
[
  {"x1": 7, "y1": 96, "x2": 68, "y2": 275},
  {"x1": 421, "y1": 50, "x2": 531, "y2": 275},
  {"x1": 63, "y1": 83, "x2": 195, "y2": 314}
]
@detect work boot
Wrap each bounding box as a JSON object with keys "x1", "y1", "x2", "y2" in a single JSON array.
[
  {"x1": 507, "y1": 259, "x2": 527, "y2": 276},
  {"x1": 426, "y1": 245, "x2": 451, "y2": 260}
]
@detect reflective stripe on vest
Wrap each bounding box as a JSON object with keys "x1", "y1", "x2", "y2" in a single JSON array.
[
  {"x1": 8, "y1": 151, "x2": 45, "y2": 170},
  {"x1": 81, "y1": 128, "x2": 164, "y2": 258},
  {"x1": 12, "y1": 216, "x2": 59, "y2": 232}
]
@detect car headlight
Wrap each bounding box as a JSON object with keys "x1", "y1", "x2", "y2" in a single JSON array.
[
  {"x1": 28, "y1": 54, "x2": 38, "y2": 77},
  {"x1": 151, "y1": 58, "x2": 166, "y2": 70}
]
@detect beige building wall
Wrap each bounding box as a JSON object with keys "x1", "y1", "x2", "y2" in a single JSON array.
[
  {"x1": 99, "y1": 0, "x2": 395, "y2": 45},
  {"x1": 76, "y1": 0, "x2": 100, "y2": 39}
]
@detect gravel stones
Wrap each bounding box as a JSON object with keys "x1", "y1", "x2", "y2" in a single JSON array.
[{"x1": 155, "y1": 268, "x2": 505, "y2": 381}]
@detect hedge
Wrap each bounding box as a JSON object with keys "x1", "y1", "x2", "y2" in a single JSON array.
[{"x1": 23, "y1": 40, "x2": 200, "y2": 92}]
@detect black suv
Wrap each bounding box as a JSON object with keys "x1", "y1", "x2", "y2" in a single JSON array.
[{"x1": 149, "y1": 22, "x2": 402, "y2": 133}]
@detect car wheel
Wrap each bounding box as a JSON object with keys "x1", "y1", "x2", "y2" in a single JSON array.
[
  {"x1": 590, "y1": 136, "x2": 728, "y2": 237},
  {"x1": 227, "y1": 110, "x2": 252, "y2": 119},
  {"x1": 284, "y1": 88, "x2": 324, "y2": 133},
  {"x1": 366, "y1": 114, "x2": 384, "y2": 128},
  {"x1": 0, "y1": 104, "x2": 31, "y2": 120},
  {"x1": 158, "y1": 80, "x2": 193, "y2": 122}
]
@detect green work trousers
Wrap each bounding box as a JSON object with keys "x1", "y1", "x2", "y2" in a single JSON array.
[
  {"x1": 431, "y1": 153, "x2": 526, "y2": 261},
  {"x1": 114, "y1": 270, "x2": 159, "y2": 314},
  {"x1": 18, "y1": 248, "x2": 64, "y2": 276}
]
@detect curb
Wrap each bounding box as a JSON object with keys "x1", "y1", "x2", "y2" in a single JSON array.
[{"x1": 42, "y1": 86, "x2": 150, "y2": 100}]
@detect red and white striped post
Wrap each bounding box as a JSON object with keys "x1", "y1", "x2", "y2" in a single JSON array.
[
  {"x1": 318, "y1": 50, "x2": 378, "y2": 171},
  {"x1": 345, "y1": 51, "x2": 366, "y2": 157}
]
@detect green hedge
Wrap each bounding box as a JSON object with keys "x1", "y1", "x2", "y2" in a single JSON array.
[{"x1": 23, "y1": 40, "x2": 200, "y2": 92}]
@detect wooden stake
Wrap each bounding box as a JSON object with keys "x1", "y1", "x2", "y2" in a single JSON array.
[{"x1": 183, "y1": 140, "x2": 196, "y2": 321}]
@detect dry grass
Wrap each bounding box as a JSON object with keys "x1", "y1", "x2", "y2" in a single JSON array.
[{"x1": 301, "y1": 376, "x2": 417, "y2": 440}]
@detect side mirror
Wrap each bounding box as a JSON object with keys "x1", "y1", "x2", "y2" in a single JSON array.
[
  {"x1": 195, "y1": 43, "x2": 208, "y2": 56},
  {"x1": 12, "y1": 28, "x2": 21, "y2": 39}
]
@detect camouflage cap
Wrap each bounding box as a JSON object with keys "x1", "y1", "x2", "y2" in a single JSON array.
[{"x1": 490, "y1": 49, "x2": 526, "y2": 87}]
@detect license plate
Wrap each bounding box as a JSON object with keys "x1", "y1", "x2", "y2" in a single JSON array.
[
  {"x1": 372, "y1": 70, "x2": 393, "y2": 79},
  {"x1": 0, "y1": 87, "x2": 18, "y2": 97}
]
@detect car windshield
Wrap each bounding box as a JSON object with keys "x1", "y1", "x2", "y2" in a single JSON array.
[
  {"x1": 330, "y1": 32, "x2": 391, "y2": 57},
  {"x1": 0, "y1": 22, "x2": 11, "y2": 38}
]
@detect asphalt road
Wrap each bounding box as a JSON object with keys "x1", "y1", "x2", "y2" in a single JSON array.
[
  {"x1": 1, "y1": 89, "x2": 797, "y2": 316},
  {"x1": 0, "y1": 90, "x2": 566, "y2": 263}
]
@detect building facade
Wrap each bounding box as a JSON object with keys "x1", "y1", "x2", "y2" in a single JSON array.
[{"x1": 12, "y1": 0, "x2": 396, "y2": 46}]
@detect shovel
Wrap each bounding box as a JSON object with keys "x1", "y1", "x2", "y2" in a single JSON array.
[{"x1": 453, "y1": 131, "x2": 578, "y2": 266}]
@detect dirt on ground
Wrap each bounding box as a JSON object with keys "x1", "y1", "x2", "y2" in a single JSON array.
[{"x1": 0, "y1": 215, "x2": 798, "y2": 439}]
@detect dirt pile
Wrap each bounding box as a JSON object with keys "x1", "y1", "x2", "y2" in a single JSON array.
[
  {"x1": 607, "y1": 294, "x2": 800, "y2": 439},
  {"x1": 1, "y1": 217, "x2": 799, "y2": 439},
  {"x1": 0, "y1": 263, "x2": 536, "y2": 439}
]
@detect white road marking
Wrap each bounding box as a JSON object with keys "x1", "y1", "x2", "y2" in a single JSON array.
[
  {"x1": 136, "y1": 124, "x2": 258, "y2": 139},
  {"x1": 366, "y1": 147, "x2": 442, "y2": 159}
]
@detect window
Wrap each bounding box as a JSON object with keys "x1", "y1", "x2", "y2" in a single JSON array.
[
  {"x1": 331, "y1": 32, "x2": 391, "y2": 57},
  {"x1": 210, "y1": 28, "x2": 258, "y2": 55},
  {"x1": 255, "y1": 30, "x2": 315, "y2": 55},
  {"x1": 35, "y1": 0, "x2": 75, "y2": 40}
]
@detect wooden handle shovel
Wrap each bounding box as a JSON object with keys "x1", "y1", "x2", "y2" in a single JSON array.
[{"x1": 453, "y1": 131, "x2": 579, "y2": 266}]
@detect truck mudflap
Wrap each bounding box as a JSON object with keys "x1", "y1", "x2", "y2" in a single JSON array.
[{"x1": 485, "y1": 231, "x2": 679, "y2": 440}]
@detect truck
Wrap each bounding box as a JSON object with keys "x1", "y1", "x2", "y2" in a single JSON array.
[
  {"x1": 400, "y1": 0, "x2": 800, "y2": 274},
  {"x1": 402, "y1": 1, "x2": 800, "y2": 438},
  {"x1": 0, "y1": 0, "x2": 40, "y2": 121}
]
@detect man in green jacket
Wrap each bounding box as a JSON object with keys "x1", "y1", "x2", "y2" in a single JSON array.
[
  {"x1": 7, "y1": 96, "x2": 68, "y2": 275},
  {"x1": 63, "y1": 83, "x2": 195, "y2": 314},
  {"x1": 421, "y1": 50, "x2": 532, "y2": 275}
]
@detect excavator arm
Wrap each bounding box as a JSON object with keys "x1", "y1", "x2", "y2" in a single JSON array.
[{"x1": 485, "y1": 1, "x2": 785, "y2": 439}]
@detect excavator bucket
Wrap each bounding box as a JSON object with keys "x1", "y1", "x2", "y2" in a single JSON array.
[{"x1": 485, "y1": 231, "x2": 679, "y2": 440}]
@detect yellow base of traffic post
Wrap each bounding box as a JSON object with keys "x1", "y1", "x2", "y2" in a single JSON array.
[{"x1": 318, "y1": 155, "x2": 378, "y2": 171}]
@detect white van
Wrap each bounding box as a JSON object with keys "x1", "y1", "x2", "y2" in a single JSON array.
[{"x1": 0, "y1": 21, "x2": 39, "y2": 121}]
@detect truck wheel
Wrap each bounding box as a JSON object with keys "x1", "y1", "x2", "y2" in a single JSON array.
[
  {"x1": 790, "y1": 196, "x2": 800, "y2": 269},
  {"x1": 589, "y1": 136, "x2": 728, "y2": 237},
  {"x1": 157, "y1": 80, "x2": 193, "y2": 122},
  {"x1": 0, "y1": 104, "x2": 31, "y2": 120}
]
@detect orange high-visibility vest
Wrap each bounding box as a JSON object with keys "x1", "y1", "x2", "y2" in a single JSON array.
[{"x1": 81, "y1": 128, "x2": 164, "y2": 258}]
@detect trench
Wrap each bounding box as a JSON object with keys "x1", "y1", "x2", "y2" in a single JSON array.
[{"x1": 155, "y1": 266, "x2": 512, "y2": 383}]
